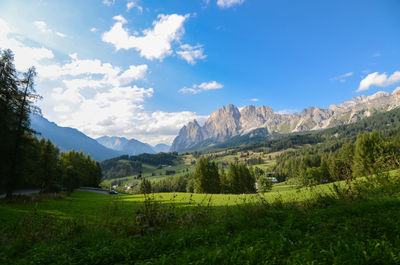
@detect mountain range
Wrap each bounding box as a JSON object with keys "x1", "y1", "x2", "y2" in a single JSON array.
[
  {"x1": 31, "y1": 88, "x2": 400, "y2": 156},
  {"x1": 30, "y1": 115, "x2": 170, "y2": 161},
  {"x1": 96, "y1": 136, "x2": 170, "y2": 155},
  {"x1": 30, "y1": 115, "x2": 121, "y2": 161},
  {"x1": 170, "y1": 88, "x2": 400, "y2": 152}
]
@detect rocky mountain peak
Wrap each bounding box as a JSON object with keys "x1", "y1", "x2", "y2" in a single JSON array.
[
  {"x1": 392, "y1": 87, "x2": 400, "y2": 95},
  {"x1": 170, "y1": 88, "x2": 400, "y2": 152}
]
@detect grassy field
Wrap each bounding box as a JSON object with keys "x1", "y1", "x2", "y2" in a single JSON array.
[
  {"x1": 102, "y1": 163, "x2": 195, "y2": 187},
  {"x1": 101, "y1": 148, "x2": 281, "y2": 191},
  {"x1": 0, "y1": 183, "x2": 330, "y2": 225},
  {"x1": 2, "y1": 175, "x2": 400, "y2": 264}
]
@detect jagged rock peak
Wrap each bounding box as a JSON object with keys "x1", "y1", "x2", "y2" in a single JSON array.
[
  {"x1": 368, "y1": 91, "x2": 390, "y2": 100},
  {"x1": 392, "y1": 87, "x2": 400, "y2": 95},
  {"x1": 187, "y1": 119, "x2": 200, "y2": 127},
  {"x1": 171, "y1": 87, "x2": 400, "y2": 152}
]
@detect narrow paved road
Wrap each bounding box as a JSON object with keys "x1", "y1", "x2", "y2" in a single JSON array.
[
  {"x1": 0, "y1": 188, "x2": 117, "y2": 199},
  {"x1": 0, "y1": 189, "x2": 40, "y2": 199},
  {"x1": 75, "y1": 187, "x2": 112, "y2": 195}
]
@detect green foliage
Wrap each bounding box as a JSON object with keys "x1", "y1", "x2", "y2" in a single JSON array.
[
  {"x1": 246, "y1": 156, "x2": 264, "y2": 165},
  {"x1": 225, "y1": 163, "x2": 256, "y2": 194},
  {"x1": 257, "y1": 177, "x2": 272, "y2": 193},
  {"x1": 0, "y1": 49, "x2": 40, "y2": 197},
  {"x1": 328, "y1": 143, "x2": 354, "y2": 181},
  {"x1": 101, "y1": 156, "x2": 142, "y2": 179},
  {"x1": 62, "y1": 166, "x2": 80, "y2": 195},
  {"x1": 61, "y1": 150, "x2": 102, "y2": 188},
  {"x1": 35, "y1": 138, "x2": 61, "y2": 192},
  {"x1": 139, "y1": 178, "x2": 152, "y2": 194},
  {"x1": 3, "y1": 176, "x2": 400, "y2": 264},
  {"x1": 274, "y1": 128, "x2": 400, "y2": 187},
  {"x1": 100, "y1": 152, "x2": 181, "y2": 180},
  {"x1": 194, "y1": 158, "x2": 220, "y2": 193},
  {"x1": 151, "y1": 174, "x2": 191, "y2": 193},
  {"x1": 0, "y1": 49, "x2": 101, "y2": 196},
  {"x1": 131, "y1": 152, "x2": 180, "y2": 166},
  {"x1": 165, "y1": 170, "x2": 176, "y2": 175},
  {"x1": 219, "y1": 166, "x2": 229, "y2": 194},
  {"x1": 352, "y1": 131, "x2": 386, "y2": 178}
]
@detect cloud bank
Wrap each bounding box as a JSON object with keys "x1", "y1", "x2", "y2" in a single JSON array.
[{"x1": 358, "y1": 71, "x2": 400, "y2": 92}]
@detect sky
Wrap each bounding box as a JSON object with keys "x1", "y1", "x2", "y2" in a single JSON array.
[{"x1": 0, "y1": 0, "x2": 399, "y2": 145}]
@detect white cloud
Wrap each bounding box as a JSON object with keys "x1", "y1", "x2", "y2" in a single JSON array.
[
  {"x1": 34, "y1": 21, "x2": 51, "y2": 33},
  {"x1": 250, "y1": 98, "x2": 258, "y2": 102},
  {"x1": 55, "y1": 32, "x2": 66, "y2": 38},
  {"x1": 90, "y1": 27, "x2": 97, "y2": 32},
  {"x1": 0, "y1": 18, "x2": 11, "y2": 35},
  {"x1": 1, "y1": 17, "x2": 204, "y2": 145},
  {"x1": 118, "y1": 64, "x2": 148, "y2": 85},
  {"x1": 176, "y1": 44, "x2": 206, "y2": 64},
  {"x1": 112, "y1": 15, "x2": 128, "y2": 24},
  {"x1": 331, "y1": 72, "x2": 353, "y2": 83},
  {"x1": 102, "y1": 13, "x2": 190, "y2": 60},
  {"x1": 179, "y1": 81, "x2": 223, "y2": 94},
  {"x1": 217, "y1": 0, "x2": 245, "y2": 8},
  {"x1": 34, "y1": 20, "x2": 66, "y2": 38},
  {"x1": 0, "y1": 19, "x2": 54, "y2": 72},
  {"x1": 103, "y1": 0, "x2": 115, "y2": 6},
  {"x1": 357, "y1": 71, "x2": 400, "y2": 92},
  {"x1": 62, "y1": 55, "x2": 121, "y2": 77},
  {"x1": 36, "y1": 55, "x2": 122, "y2": 80},
  {"x1": 59, "y1": 85, "x2": 153, "y2": 130},
  {"x1": 51, "y1": 87, "x2": 84, "y2": 104},
  {"x1": 49, "y1": 78, "x2": 203, "y2": 145},
  {"x1": 127, "y1": 1, "x2": 143, "y2": 12},
  {"x1": 62, "y1": 78, "x2": 104, "y2": 91},
  {"x1": 51, "y1": 81, "x2": 207, "y2": 145},
  {"x1": 88, "y1": 109, "x2": 206, "y2": 145},
  {"x1": 53, "y1": 104, "x2": 70, "y2": 112},
  {"x1": 39, "y1": 54, "x2": 148, "y2": 90},
  {"x1": 198, "y1": 81, "x2": 223, "y2": 90}
]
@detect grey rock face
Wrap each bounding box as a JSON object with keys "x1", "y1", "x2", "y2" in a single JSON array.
[
  {"x1": 170, "y1": 120, "x2": 206, "y2": 152},
  {"x1": 170, "y1": 88, "x2": 400, "y2": 152},
  {"x1": 203, "y1": 104, "x2": 241, "y2": 141}
]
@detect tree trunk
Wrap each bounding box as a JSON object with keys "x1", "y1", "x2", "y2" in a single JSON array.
[{"x1": 6, "y1": 71, "x2": 33, "y2": 198}]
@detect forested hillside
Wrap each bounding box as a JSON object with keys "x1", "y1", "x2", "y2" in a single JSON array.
[
  {"x1": 100, "y1": 152, "x2": 181, "y2": 180},
  {"x1": 31, "y1": 115, "x2": 121, "y2": 161},
  {"x1": 0, "y1": 50, "x2": 102, "y2": 196}
]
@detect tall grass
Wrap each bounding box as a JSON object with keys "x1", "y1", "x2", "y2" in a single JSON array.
[{"x1": 1, "y1": 172, "x2": 400, "y2": 264}]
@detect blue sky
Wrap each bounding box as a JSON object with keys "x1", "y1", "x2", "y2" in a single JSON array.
[{"x1": 0, "y1": 0, "x2": 399, "y2": 144}]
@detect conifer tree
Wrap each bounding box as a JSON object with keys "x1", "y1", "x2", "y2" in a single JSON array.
[
  {"x1": 0, "y1": 50, "x2": 41, "y2": 197},
  {"x1": 352, "y1": 131, "x2": 385, "y2": 178},
  {"x1": 194, "y1": 157, "x2": 220, "y2": 193}
]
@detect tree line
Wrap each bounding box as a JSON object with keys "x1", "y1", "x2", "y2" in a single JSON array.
[
  {"x1": 0, "y1": 49, "x2": 102, "y2": 197},
  {"x1": 133, "y1": 157, "x2": 272, "y2": 194},
  {"x1": 274, "y1": 131, "x2": 400, "y2": 186}
]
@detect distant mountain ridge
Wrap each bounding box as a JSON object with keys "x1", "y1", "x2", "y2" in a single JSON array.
[
  {"x1": 153, "y1": 143, "x2": 170, "y2": 153},
  {"x1": 96, "y1": 136, "x2": 170, "y2": 155},
  {"x1": 30, "y1": 115, "x2": 121, "y2": 161},
  {"x1": 171, "y1": 88, "x2": 400, "y2": 152}
]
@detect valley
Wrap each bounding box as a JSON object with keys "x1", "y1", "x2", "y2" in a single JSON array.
[{"x1": 1, "y1": 1, "x2": 400, "y2": 264}]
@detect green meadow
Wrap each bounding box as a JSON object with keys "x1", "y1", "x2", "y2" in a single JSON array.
[{"x1": 2, "y1": 174, "x2": 400, "y2": 264}]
